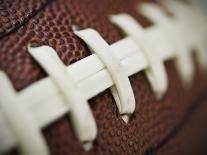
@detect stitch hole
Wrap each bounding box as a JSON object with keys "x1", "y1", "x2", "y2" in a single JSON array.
[
  {"x1": 135, "y1": 12, "x2": 154, "y2": 28},
  {"x1": 122, "y1": 114, "x2": 133, "y2": 124}
]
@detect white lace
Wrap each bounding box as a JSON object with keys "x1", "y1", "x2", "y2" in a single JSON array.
[{"x1": 0, "y1": 1, "x2": 206, "y2": 155}]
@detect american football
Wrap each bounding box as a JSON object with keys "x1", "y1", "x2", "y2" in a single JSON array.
[{"x1": 0, "y1": 0, "x2": 207, "y2": 155}]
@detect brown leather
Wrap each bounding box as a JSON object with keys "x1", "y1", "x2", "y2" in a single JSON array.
[
  {"x1": 1, "y1": 0, "x2": 207, "y2": 155},
  {"x1": 156, "y1": 95, "x2": 207, "y2": 155},
  {"x1": 0, "y1": 0, "x2": 50, "y2": 38}
]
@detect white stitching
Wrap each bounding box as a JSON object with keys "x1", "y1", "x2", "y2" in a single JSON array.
[
  {"x1": 75, "y1": 29, "x2": 135, "y2": 115},
  {"x1": 110, "y1": 14, "x2": 169, "y2": 98},
  {"x1": 155, "y1": 0, "x2": 206, "y2": 86},
  {"x1": 28, "y1": 45, "x2": 97, "y2": 143},
  {"x1": 0, "y1": 72, "x2": 49, "y2": 155}
]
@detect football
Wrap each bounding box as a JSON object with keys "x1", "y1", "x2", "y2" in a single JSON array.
[{"x1": 0, "y1": 0, "x2": 207, "y2": 155}]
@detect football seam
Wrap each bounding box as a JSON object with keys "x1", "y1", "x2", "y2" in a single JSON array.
[
  {"x1": 0, "y1": 0, "x2": 54, "y2": 40},
  {"x1": 144, "y1": 90, "x2": 207, "y2": 155}
]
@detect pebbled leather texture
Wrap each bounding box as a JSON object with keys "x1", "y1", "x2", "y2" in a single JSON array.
[
  {"x1": 1, "y1": 0, "x2": 207, "y2": 155},
  {"x1": 0, "y1": 0, "x2": 50, "y2": 39}
]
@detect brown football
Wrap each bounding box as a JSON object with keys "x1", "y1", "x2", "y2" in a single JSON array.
[{"x1": 0, "y1": 0, "x2": 207, "y2": 155}]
